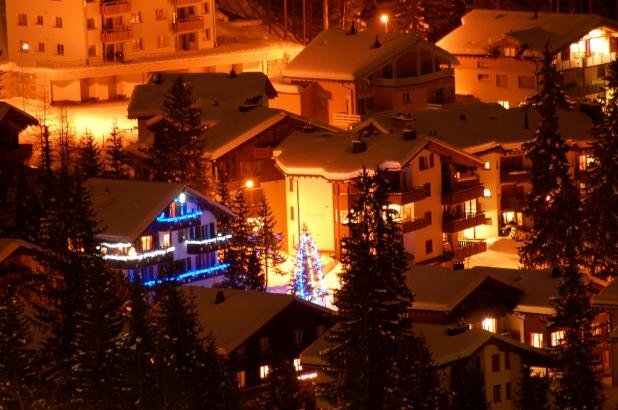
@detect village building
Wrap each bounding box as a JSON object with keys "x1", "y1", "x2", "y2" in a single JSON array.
[
  {"x1": 186, "y1": 286, "x2": 334, "y2": 402},
  {"x1": 437, "y1": 9, "x2": 618, "y2": 107},
  {"x1": 85, "y1": 178, "x2": 234, "y2": 285},
  {"x1": 0, "y1": 102, "x2": 39, "y2": 170},
  {"x1": 273, "y1": 127, "x2": 488, "y2": 264},
  {"x1": 301, "y1": 321, "x2": 551, "y2": 409},
  {"x1": 0, "y1": 238, "x2": 43, "y2": 292},
  {"x1": 353, "y1": 103, "x2": 594, "y2": 236},
  {"x1": 592, "y1": 280, "x2": 618, "y2": 388},
  {"x1": 272, "y1": 29, "x2": 457, "y2": 129},
  {"x1": 2, "y1": 0, "x2": 302, "y2": 103}
]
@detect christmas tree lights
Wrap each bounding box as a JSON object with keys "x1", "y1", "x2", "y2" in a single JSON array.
[{"x1": 290, "y1": 225, "x2": 328, "y2": 304}]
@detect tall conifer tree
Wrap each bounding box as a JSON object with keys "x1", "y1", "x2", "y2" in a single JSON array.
[
  {"x1": 514, "y1": 363, "x2": 549, "y2": 410},
  {"x1": 105, "y1": 122, "x2": 129, "y2": 179},
  {"x1": 255, "y1": 197, "x2": 285, "y2": 288},
  {"x1": 77, "y1": 130, "x2": 103, "y2": 179},
  {"x1": 519, "y1": 48, "x2": 581, "y2": 270},
  {"x1": 393, "y1": 0, "x2": 429, "y2": 38}
]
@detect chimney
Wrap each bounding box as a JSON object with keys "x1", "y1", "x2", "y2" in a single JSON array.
[
  {"x1": 229, "y1": 66, "x2": 237, "y2": 79},
  {"x1": 349, "y1": 21, "x2": 356, "y2": 35},
  {"x1": 351, "y1": 139, "x2": 367, "y2": 153},
  {"x1": 215, "y1": 290, "x2": 225, "y2": 304},
  {"x1": 403, "y1": 128, "x2": 416, "y2": 141},
  {"x1": 373, "y1": 35, "x2": 381, "y2": 48}
]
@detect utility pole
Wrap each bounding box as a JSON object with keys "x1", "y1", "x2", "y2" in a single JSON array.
[
  {"x1": 303, "y1": 0, "x2": 307, "y2": 44},
  {"x1": 324, "y1": 0, "x2": 329, "y2": 30},
  {"x1": 284, "y1": 0, "x2": 288, "y2": 40}
]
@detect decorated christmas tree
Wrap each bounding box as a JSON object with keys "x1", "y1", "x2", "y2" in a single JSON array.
[{"x1": 289, "y1": 224, "x2": 328, "y2": 303}]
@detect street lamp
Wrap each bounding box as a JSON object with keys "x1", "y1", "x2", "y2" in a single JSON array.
[
  {"x1": 20, "y1": 42, "x2": 29, "y2": 111},
  {"x1": 380, "y1": 14, "x2": 389, "y2": 33}
]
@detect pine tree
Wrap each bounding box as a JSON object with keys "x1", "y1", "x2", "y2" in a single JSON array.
[
  {"x1": 0, "y1": 282, "x2": 37, "y2": 410},
  {"x1": 322, "y1": 168, "x2": 441, "y2": 409},
  {"x1": 289, "y1": 224, "x2": 327, "y2": 303},
  {"x1": 393, "y1": 0, "x2": 429, "y2": 39},
  {"x1": 518, "y1": 48, "x2": 581, "y2": 270},
  {"x1": 257, "y1": 356, "x2": 302, "y2": 410},
  {"x1": 550, "y1": 264, "x2": 604, "y2": 409},
  {"x1": 77, "y1": 130, "x2": 103, "y2": 179},
  {"x1": 581, "y1": 58, "x2": 618, "y2": 278},
  {"x1": 153, "y1": 284, "x2": 224, "y2": 409},
  {"x1": 514, "y1": 364, "x2": 549, "y2": 410},
  {"x1": 154, "y1": 75, "x2": 208, "y2": 192},
  {"x1": 40, "y1": 124, "x2": 54, "y2": 190},
  {"x1": 255, "y1": 197, "x2": 285, "y2": 288},
  {"x1": 215, "y1": 167, "x2": 233, "y2": 238},
  {"x1": 105, "y1": 121, "x2": 129, "y2": 179},
  {"x1": 449, "y1": 358, "x2": 489, "y2": 410},
  {"x1": 223, "y1": 190, "x2": 264, "y2": 291},
  {"x1": 424, "y1": 0, "x2": 469, "y2": 41}
]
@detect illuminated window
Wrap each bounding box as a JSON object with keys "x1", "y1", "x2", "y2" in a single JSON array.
[
  {"x1": 483, "y1": 188, "x2": 492, "y2": 198},
  {"x1": 531, "y1": 332, "x2": 544, "y2": 348},
  {"x1": 236, "y1": 370, "x2": 246, "y2": 388},
  {"x1": 162, "y1": 233, "x2": 171, "y2": 248},
  {"x1": 482, "y1": 317, "x2": 497, "y2": 333},
  {"x1": 484, "y1": 161, "x2": 491, "y2": 170},
  {"x1": 551, "y1": 330, "x2": 565, "y2": 346},
  {"x1": 497, "y1": 100, "x2": 510, "y2": 109},
  {"x1": 503, "y1": 47, "x2": 517, "y2": 57},
  {"x1": 259, "y1": 365, "x2": 270, "y2": 379},
  {"x1": 140, "y1": 235, "x2": 153, "y2": 251},
  {"x1": 578, "y1": 154, "x2": 595, "y2": 171},
  {"x1": 293, "y1": 358, "x2": 302, "y2": 372}
]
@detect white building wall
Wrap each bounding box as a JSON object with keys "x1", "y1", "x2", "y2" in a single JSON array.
[{"x1": 477, "y1": 152, "x2": 501, "y2": 238}]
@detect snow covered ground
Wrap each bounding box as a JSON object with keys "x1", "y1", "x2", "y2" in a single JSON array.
[{"x1": 467, "y1": 237, "x2": 521, "y2": 269}]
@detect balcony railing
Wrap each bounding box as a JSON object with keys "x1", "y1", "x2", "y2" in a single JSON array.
[
  {"x1": 103, "y1": 246, "x2": 175, "y2": 269},
  {"x1": 442, "y1": 184, "x2": 484, "y2": 205},
  {"x1": 100, "y1": 1, "x2": 131, "y2": 15},
  {"x1": 443, "y1": 212, "x2": 487, "y2": 233},
  {"x1": 186, "y1": 234, "x2": 232, "y2": 254},
  {"x1": 332, "y1": 112, "x2": 361, "y2": 129},
  {"x1": 101, "y1": 26, "x2": 132, "y2": 42},
  {"x1": 389, "y1": 186, "x2": 428, "y2": 205},
  {"x1": 373, "y1": 68, "x2": 454, "y2": 87},
  {"x1": 444, "y1": 239, "x2": 487, "y2": 260},
  {"x1": 153, "y1": 210, "x2": 203, "y2": 230},
  {"x1": 501, "y1": 197, "x2": 527, "y2": 211},
  {"x1": 398, "y1": 216, "x2": 429, "y2": 233},
  {"x1": 500, "y1": 170, "x2": 531, "y2": 184},
  {"x1": 173, "y1": 0, "x2": 202, "y2": 5},
  {"x1": 174, "y1": 16, "x2": 204, "y2": 32}
]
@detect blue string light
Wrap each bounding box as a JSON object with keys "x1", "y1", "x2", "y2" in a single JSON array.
[
  {"x1": 143, "y1": 263, "x2": 229, "y2": 287},
  {"x1": 156, "y1": 210, "x2": 203, "y2": 223},
  {"x1": 291, "y1": 229, "x2": 327, "y2": 303}
]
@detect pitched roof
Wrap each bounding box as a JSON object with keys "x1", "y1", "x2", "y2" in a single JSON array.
[
  {"x1": 406, "y1": 265, "x2": 560, "y2": 315},
  {"x1": 301, "y1": 323, "x2": 549, "y2": 368},
  {"x1": 85, "y1": 178, "x2": 234, "y2": 243},
  {"x1": 283, "y1": 29, "x2": 457, "y2": 81},
  {"x1": 437, "y1": 9, "x2": 618, "y2": 56},
  {"x1": 0, "y1": 102, "x2": 39, "y2": 129},
  {"x1": 354, "y1": 103, "x2": 593, "y2": 153},
  {"x1": 127, "y1": 72, "x2": 277, "y2": 119},
  {"x1": 273, "y1": 130, "x2": 483, "y2": 180},
  {"x1": 183, "y1": 286, "x2": 334, "y2": 354},
  {"x1": 0, "y1": 238, "x2": 38, "y2": 264}
]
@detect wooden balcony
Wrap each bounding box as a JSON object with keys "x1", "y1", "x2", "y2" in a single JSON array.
[
  {"x1": 388, "y1": 186, "x2": 428, "y2": 205},
  {"x1": 398, "y1": 216, "x2": 429, "y2": 233},
  {"x1": 444, "y1": 240, "x2": 487, "y2": 259},
  {"x1": 174, "y1": 16, "x2": 204, "y2": 33},
  {"x1": 101, "y1": 26, "x2": 132, "y2": 42},
  {"x1": 501, "y1": 197, "x2": 527, "y2": 211},
  {"x1": 100, "y1": 1, "x2": 131, "y2": 15},
  {"x1": 186, "y1": 234, "x2": 232, "y2": 254},
  {"x1": 442, "y1": 184, "x2": 484, "y2": 205},
  {"x1": 500, "y1": 170, "x2": 531, "y2": 184},
  {"x1": 332, "y1": 112, "x2": 361, "y2": 129},
  {"x1": 443, "y1": 212, "x2": 487, "y2": 233},
  {"x1": 104, "y1": 247, "x2": 174, "y2": 270}
]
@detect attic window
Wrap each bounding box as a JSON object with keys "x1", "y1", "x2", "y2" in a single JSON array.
[{"x1": 503, "y1": 47, "x2": 517, "y2": 57}]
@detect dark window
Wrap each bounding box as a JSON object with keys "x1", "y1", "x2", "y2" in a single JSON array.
[
  {"x1": 402, "y1": 91, "x2": 411, "y2": 105},
  {"x1": 38, "y1": 43, "x2": 45, "y2": 52},
  {"x1": 429, "y1": 153, "x2": 435, "y2": 167},
  {"x1": 493, "y1": 385, "x2": 501, "y2": 402},
  {"x1": 478, "y1": 73, "x2": 490, "y2": 81},
  {"x1": 259, "y1": 337, "x2": 269, "y2": 352},
  {"x1": 18, "y1": 14, "x2": 27, "y2": 26},
  {"x1": 289, "y1": 179, "x2": 294, "y2": 192},
  {"x1": 505, "y1": 382, "x2": 512, "y2": 400},
  {"x1": 87, "y1": 18, "x2": 95, "y2": 29},
  {"x1": 293, "y1": 330, "x2": 303, "y2": 344},
  {"x1": 290, "y1": 206, "x2": 295, "y2": 221},
  {"x1": 491, "y1": 353, "x2": 500, "y2": 372},
  {"x1": 424, "y1": 211, "x2": 432, "y2": 225},
  {"x1": 36, "y1": 15, "x2": 43, "y2": 25},
  {"x1": 504, "y1": 351, "x2": 510, "y2": 369},
  {"x1": 419, "y1": 156, "x2": 428, "y2": 170},
  {"x1": 55, "y1": 17, "x2": 62, "y2": 28},
  {"x1": 56, "y1": 44, "x2": 64, "y2": 55},
  {"x1": 209, "y1": 222, "x2": 215, "y2": 237},
  {"x1": 382, "y1": 65, "x2": 393, "y2": 79},
  {"x1": 425, "y1": 240, "x2": 433, "y2": 255},
  {"x1": 423, "y1": 183, "x2": 431, "y2": 196}
]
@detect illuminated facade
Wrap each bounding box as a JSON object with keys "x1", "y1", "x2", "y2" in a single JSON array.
[
  {"x1": 273, "y1": 124, "x2": 488, "y2": 265},
  {"x1": 272, "y1": 29, "x2": 457, "y2": 128},
  {"x1": 85, "y1": 178, "x2": 234, "y2": 284},
  {"x1": 437, "y1": 10, "x2": 618, "y2": 106}
]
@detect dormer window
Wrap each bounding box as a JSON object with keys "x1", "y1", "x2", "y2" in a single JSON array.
[{"x1": 503, "y1": 47, "x2": 517, "y2": 57}]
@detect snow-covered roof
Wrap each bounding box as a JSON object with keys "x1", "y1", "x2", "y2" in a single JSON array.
[
  {"x1": 127, "y1": 72, "x2": 277, "y2": 119},
  {"x1": 183, "y1": 287, "x2": 334, "y2": 354},
  {"x1": 273, "y1": 130, "x2": 483, "y2": 180},
  {"x1": 406, "y1": 265, "x2": 560, "y2": 315},
  {"x1": 0, "y1": 238, "x2": 38, "y2": 264},
  {"x1": 283, "y1": 29, "x2": 457, "y2": 81},
  {"x1": 437, "y1": 9, "x2": 618, "y2": 56},
  {"x1": 593, "y1": 280, "x2": 618, "y2": 308},
  {"x1": 355, "y1": 103, "x2": 593, "y2": 153},
  {"x1": 0, "y1": 102, "x2": 39, "y2": 129},
  {"x1": 85, "y1": 178, "x2": 234, "y2": 243},
  {"x1": 301, "y1": 323, "x2": 549, "y2": 368}
]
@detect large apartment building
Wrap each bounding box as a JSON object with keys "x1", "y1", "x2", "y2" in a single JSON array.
[
  {"x1": 2, "y1": 0, "x2": 302, "y2": 103},
  {"x1": 437, "y1": 9, "x2": 618, "y2": 107}
]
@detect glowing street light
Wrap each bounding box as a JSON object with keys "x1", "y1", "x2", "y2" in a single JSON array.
[
  {"x1": 245, "y1": 179, "x2": 254, "y2": 189},
  {"x1": 380, "y1": 14, "x2": 389, "y2": 33},
  {"x1": 20, "y1": 42, "x2": 29, "y2": 111}
]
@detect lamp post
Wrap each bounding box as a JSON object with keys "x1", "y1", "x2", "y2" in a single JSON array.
[
  {"x1": 20, "y1": 42, "x2": 29, "y2": 111},
  {"x1": 380, "y1": 14, "x2": 389, "y2": 33}
]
